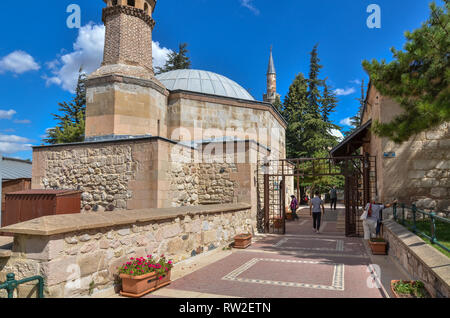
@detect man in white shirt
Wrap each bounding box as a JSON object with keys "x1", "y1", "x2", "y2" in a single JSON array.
[
  {"x1": 363, "y1": 195, "x2": 397, "y2": 240},
  {"x1": 310, "y1": 191, "x2": 325, "y2": 234}
]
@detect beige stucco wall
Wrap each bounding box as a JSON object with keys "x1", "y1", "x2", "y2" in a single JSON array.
[
  {"x1": 362, "y1": 85, "x2": 450, "y2": 212},
  {"x1": 167, "y1": 92, "x2": 287, "y2": 160},
  {"x1": 85, "y1": 79, "x2": 168, "y2": 139}
]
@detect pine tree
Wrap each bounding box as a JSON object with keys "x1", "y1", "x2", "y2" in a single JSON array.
[
  {"x1": 155, "y1": 43, "x2": 192, "y2": 74},
  {"x1": 321, "y1": 80, "x2": 339, "y2": 124},
  {"x1": 362, "y1": 1, "x2": 449, "y2": 143},
  {"x1": 345, "y1": 79, "x2": 366, "y2": 136},
  {"x1": 272, "y1": 96, "x2": 283, "y2": 115},
  {"x1": 44, "y1": 69, "x2": 86, "y2": 144}
]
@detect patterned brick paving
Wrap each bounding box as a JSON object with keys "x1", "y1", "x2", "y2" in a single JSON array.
[{"x1": 145, "y1": 208, "x2": 386, "y2": 298}]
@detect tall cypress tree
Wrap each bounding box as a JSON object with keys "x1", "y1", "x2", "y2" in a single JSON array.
[
  {"x1": 155, "y1": 43, "x2": 192, "y2": 74},
  {"x1": 44, "y1": 69, "x2": 86, "y2": 144}
]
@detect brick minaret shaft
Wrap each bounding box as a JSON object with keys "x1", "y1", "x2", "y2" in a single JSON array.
[
  {"x1": 102, "y1": 0, "x2": 156, "y2": 74},
  {"x1": 263, "y1": 46, "x2": 279, "y2": 104}
]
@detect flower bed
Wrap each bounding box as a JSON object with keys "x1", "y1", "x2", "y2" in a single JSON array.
[{"x1": 118, "y1": 255, "x2": 173, "y2": 298}]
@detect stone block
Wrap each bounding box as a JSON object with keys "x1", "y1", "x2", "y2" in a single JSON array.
[
  {"x1": 40, "y1": 256, "x2": 78, "y2": 286},
  {"x1": 77, "y1": 251, "x2": 107, "y2": 277},
  {"x1": 202, "y1": 230, "x2": 217, "y2": 245},
  {"x1": 167, "y1": 237, "x2": 184, "y2": 254},
  {"x1": 162, "y1": 223, "x2": 182, "y2": 239},
  {"x1": 431, "y1": 188, "x2": 447, "y2": 198},
  {"x1": 21, "y1": 236, "x2": 64, "y2": 261}
]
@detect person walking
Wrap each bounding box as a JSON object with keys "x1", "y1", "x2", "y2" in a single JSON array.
[
  {"x1": 329, "y1": 186, "x2": 338, "y2": 211},
  {"x1": 361, "y1": 196, "x2": 397, "y2": 240},
  {"x1": 290, "y1": 195, "x2": 299, "y2": 220},
  {"x1": 310, "y1": 191, "x2": 325, "y2": 233}
]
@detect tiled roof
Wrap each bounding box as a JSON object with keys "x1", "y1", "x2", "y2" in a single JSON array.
[{"x1": 0, "y1": 157, "x2": 32, "y2": 181}]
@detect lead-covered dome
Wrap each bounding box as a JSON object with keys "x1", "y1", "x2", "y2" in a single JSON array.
[{"x1": 156, "y1": 69, "x2": 255, "y2": 101}]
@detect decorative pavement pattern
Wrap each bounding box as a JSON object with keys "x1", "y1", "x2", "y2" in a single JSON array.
[
  {"x1": 145, "y1": 207, "x2": 390, "y2": 298},
  {"x1": 222, "y1": 258, "x2": 345, "y2": 291}
]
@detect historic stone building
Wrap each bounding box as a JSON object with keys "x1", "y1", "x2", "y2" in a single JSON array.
[
  {"x1": 332, "y1": 82, "x2": 450, "y2": 213},
  {"x1": 32, "y1": 0, "x2": 287, "y2": 215}
]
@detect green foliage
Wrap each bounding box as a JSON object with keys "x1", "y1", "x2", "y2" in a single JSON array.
[
  {"x1": 393, "y1": 281, "x2": 430, "y2": 298},
  {"x1": 283, "y1": 45, "x2": 344, "y2": 192},
  {"x1": 273, "y1": 95, "x2": 283, "y2": 114},
  {"x1": 283, "y1": 45, "x2": 340, "y2": 159},
  {"x1": 362, "y1": 1, "x2": 450, "y2": 143},
  {"x1": 345, "y1": 80, "x2": 366, "y2": 137},
  {"x1": 44, "y1": 70, "x2": 86, "y2": 144},
  {"x1": 155, "y1": 43, "x2": 192, "y2": 74}
]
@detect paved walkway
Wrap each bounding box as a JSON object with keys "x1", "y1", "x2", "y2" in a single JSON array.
[{"x1": 143, "y1": 206, "x2": 410, "y2": 298}]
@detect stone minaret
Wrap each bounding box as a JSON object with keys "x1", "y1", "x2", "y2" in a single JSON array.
[
  {"x1": 263, "y1": 46, "x2": 280, "y2": 104},
  {"x1": 85, "y1": 0, "x2": 169, "y2": 141}
]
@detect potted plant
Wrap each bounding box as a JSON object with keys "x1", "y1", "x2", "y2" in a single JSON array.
[
  {"x1": 118, "y1": 255, "x2": 173, "y2": 298},
  {"x1": 234, "y1": 233, "x2": 252, "y2": 249},
  {"x1": 273, "y1": 218, "x2": 283, "y2": 229},
  {"x1": 390, "y1": 280, "x2": 431, "y2": 298},
  {"x1": 368, "y1": 238, "x2": 387, "y2": 255}
]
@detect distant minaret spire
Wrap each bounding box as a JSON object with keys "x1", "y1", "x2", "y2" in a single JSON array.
[{"x1": 264, "y1": 45, "x2": 280, "y2": 104}]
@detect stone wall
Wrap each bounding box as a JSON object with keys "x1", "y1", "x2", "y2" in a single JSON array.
[
  {"x1": 198, "y1": 163, "x2": 237, "y2": 204},
  {"x1": 381, "y1": 122, "x2": 450, "y2": 212},
  {"x1": 33, "y1": 140, "x2": 146, "y2": 211},
  {"x1": 383, "y1": 219, "x2": 450, "y2": 298},
  {"x1": 362, "y1": 85, "x2": 449, "y2": 213},
  {"x1": 0, "y1": 204, "x2": 254, "y2": 298}
]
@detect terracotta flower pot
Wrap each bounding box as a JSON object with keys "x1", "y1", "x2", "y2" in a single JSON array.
[
  {"x1": 273, "y1": 218, "x2": 283, "y2": 229},
  {"x1": 286, "y1": 213, "x2": 293, "y2": 221},
  {"x1": 234, "y1": 234, "x2": 252, "y2": 249},
  {"x1": 156, "y1": 271, "x2": 172, "y2": 288},
  {"x1": 369, "y1": 239, "x2": 387, "y2": 255},
  {"x1": 390, "y1": 280, "x2": 431, "y2": 298},
  {"x1": 120, "y1": 272, "x2": 158, "y2": 297}
]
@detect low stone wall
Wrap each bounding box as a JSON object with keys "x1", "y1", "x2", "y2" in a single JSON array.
[
  {"x1": 383, "y1": 219, "x2": 450, "y2": 298},
  {"x1": 0, "y1": 203, "x2": 254, "y2": 298}
]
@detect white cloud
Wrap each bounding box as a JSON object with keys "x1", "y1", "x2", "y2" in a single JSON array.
[
  {"x1": 152, "y1": 41, "x2": 173, "y2": 70},
  {"x1": 13, "y1": 119, "x2": 31, "y2": 124},
  {"x1": 44, "y1": 23, "x2": 105, "y2": 93},
  {"x1": 0, "y1": 134, "x2": 33, "y2": 155},
  {"x1": 350, "y1": 79, "x2": 361, "y2": 85},
  {"x1": 45, "y1": 24, "x2": 174, "y2": 93},
  {"x1": 0, "y1": 134, "x2": 32, "y2": 144},
  {"x1": 0, "y1": 142, "x2": 33, "y2": 155},
  {"x1": 0, "y1": 51, "x2": 40, "y2": 75},
  {"x1": 0, "y1": 109, "x2": 17, "y2": 120},
  {"x1": 340, "y1": 117, "x2": 354, "y2": 127},
  {"x1": 334, "y1": 87, "x2": 356, "y2": 96},
  {"x1": 240, "y1": 0, "x2": 260, "y2": 15},
  {"x1": 330, "y1": 129, "x2": 344, "y2": 142}
]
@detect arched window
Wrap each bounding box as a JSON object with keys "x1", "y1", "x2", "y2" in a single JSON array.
[{"x1": 127, "y1": 0, "x2": 135, "y2": 7}]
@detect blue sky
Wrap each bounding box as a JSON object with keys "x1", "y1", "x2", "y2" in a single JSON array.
[{"x1": 0, "y1": 0, "x2": 440, "y2": 160}]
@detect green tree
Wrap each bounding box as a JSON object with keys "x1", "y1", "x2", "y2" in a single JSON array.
[
  {"x1": 362, "y1": 1, "x2": 449, "y2": 143},
  {"x1": 44, "y1": 70, "x2": 86, "y2": 144},
  {"x1": 283, "y1": 45, "x2": 344, "y2": 195},
  {"x1": 272, "y1": 95, "x2": 283, "y2": 114},
  {"x1": 345, "y1": 79, "x2": 366, "y2": 137},
  {"x1": 155, "y1": 43, "x2": 192, "y2": 74}
]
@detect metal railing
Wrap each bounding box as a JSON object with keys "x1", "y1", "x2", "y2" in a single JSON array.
[
  {"x1": 393, "y1": 203, "x2": 450, "y2": 253},
  {"x1": 0, "y1": 273, "x2": 44, "y2": 298}
]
